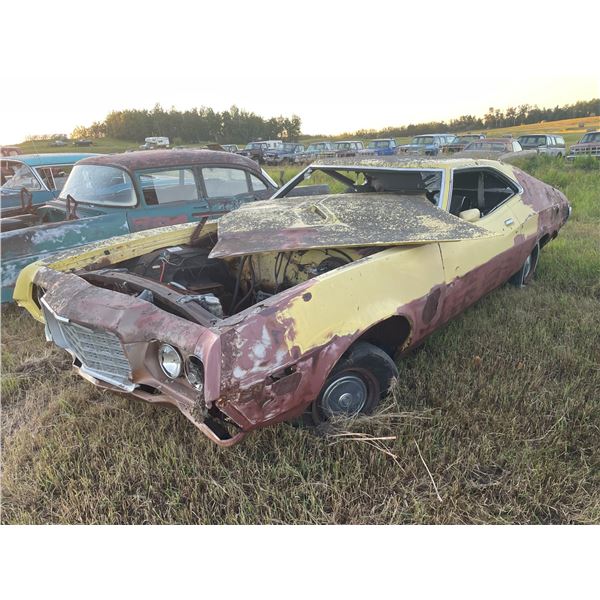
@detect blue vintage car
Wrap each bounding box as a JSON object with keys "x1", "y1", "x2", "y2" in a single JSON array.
[
  {"x1": 397, "y1": 134, "x2": 456, "y2": 156},
  {"x1": 1, "y1": 153, "x2": 98, "y2": 209},
  {"x1": 0, "y1": 150, "x2": 278, "y2": 303},
  {"x1": 360, "y1": 139, "x2": 397, "y2": 156}
]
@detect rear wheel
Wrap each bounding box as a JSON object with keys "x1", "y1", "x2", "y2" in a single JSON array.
[
  {"x1": 302, "y1": 342, "x2": 398, "y2": 427},
  {"x1": 509, "y1": 243, "x2": 539, "y2": 287}
]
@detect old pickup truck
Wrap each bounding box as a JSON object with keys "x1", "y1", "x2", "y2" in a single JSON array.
[
  {"x1": 0, "y1": 150, "x2": 278, "y2": 302},
  {"x1": 14, "y1": 157, "x2": 570, "y2": 446}
]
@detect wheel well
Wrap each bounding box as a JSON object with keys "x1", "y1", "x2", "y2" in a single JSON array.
[
  {"x1": 355, "y1": 315, "x2": 412, "y2": 358},
  {"x1": 539, "y1": 232, "x2": 557, "y2": 248}
]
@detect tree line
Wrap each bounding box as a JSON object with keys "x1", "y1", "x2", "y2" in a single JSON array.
[
  {"x1": 331, "y1": 98, "x2": 600, "y2": 140},
  {"x1": 66, "y1": 97, "x2": 599, "y2": 144},
  {"x1": 71, "y1": 104, "x2": 302, "y2": 144}
]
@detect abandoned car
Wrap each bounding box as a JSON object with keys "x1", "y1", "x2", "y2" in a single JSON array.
[
  {"x1": 460, "y1": 138, "x2": 523, "y2": 155},
  {"x1": 0, "y1": 150, "x2": 278, "y2": 303},
  {"x1": 360, "y1": 138, "x2": 397, "y2": 156},
  {"x1": 397, "y1": 134, "x2": 456, "y2": 156},
  {"x1": 442, "y1": 134, "x2": 486, "y2": 154},
  {"x1": 566, "y1": 130, "x2": 600, "y2": 159},
  {"x1": 263, "y1": 143, "x2": 305, "y2": 165},
  {"x1": 331, "y1": 141, "x2": 364, "y2": 157},
  {"x1": 517, "y1": 134, "x2": 566, "y2": 157},
  {"x1": 1, "y1": 153, "x2": 97, "y2": 207},
  {"x1": 14, "y1": 157, "x2": 570, "y2": 446}
]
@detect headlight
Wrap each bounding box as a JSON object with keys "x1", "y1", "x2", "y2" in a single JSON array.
[
  {"x1": 185, "y1": 355, "x2": 204, "y2": 391},
  {"x1": 158, "y1": 344, "x2": 182, "y2": 378}
]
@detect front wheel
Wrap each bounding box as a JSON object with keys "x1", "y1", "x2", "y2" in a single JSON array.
[
  {"x1": 303, "y1": 342, "x2": 398, "y2": 427},
  {"x1": 509, "y1": 243, "x2": 539, "y2": 287}
]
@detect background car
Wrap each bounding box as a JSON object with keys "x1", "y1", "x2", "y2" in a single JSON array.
[
  {"x1": 238, "y1": 140, "x2": 283, "y2": 163},
  {"x1": 0, "y1": 150, "x2": 278, "y2": 303},
  {"x1": 1, "y1": 146, "x2": 22, "y2": 157},
  {"x1": 517, "y1": 134, "x2": 566, "y2": 157},
  {"x1": 397, "y1": 134, "x2": 455, "y2": 156},
  {"x1": 566, "y1": 130, "x2": 600, "y2": 159},
  {"x1": 460, "y1": 138, "x2": 523, "y2": 156},
  {"x1": 1, "y1": 153, "x2": 97, "y2": 207},
  {"x1": 361, "y1": 138, "x2": 397, "y2": 156},
  {"x1": 443, "y1": 134, "x2": 486, "y2": 153},
  {"x1": 263, "y1": 142, "x2": 305, "y2": 165},
  {"x1": 295, "y1": 142, "x2": 335, "y2": 163},
  {"x1": 331, "y1": 141, "x2": 364, "y2": 157}
]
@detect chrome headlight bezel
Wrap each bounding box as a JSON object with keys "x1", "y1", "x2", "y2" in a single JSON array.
[
  {"x1": 158, "y1": 343, "x2": 182, "y2": 379},
  {"x1": 184, "y1": 355, "x2": 204, "y2": 392}
]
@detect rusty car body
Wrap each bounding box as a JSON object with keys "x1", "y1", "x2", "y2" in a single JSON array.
[
  {"x1": 0, "y1": 150, "x2": 278, "y2": 303},
  {"x1": 14, "y1": 157, "x2": 570, "y2": 446}
]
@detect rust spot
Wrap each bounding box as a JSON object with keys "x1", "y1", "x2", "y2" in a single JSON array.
[
  {"x1": 302, "y1": 292, "x2": 312, "y2": 302},
  {"x1": 422, "y1": 288, "x2": 441, "y2": 324}
]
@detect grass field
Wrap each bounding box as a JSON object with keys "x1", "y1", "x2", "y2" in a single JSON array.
[{"x1": 1, "y1": 156, "x2": 599, "y2": 524}]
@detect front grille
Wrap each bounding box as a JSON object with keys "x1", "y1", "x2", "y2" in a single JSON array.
[
  {"x1": 60, "y1": 321, "x2": 131, "y2": 380},
  {"x1": 42, "y1": 300, "x2": 133, "y2": 390}
]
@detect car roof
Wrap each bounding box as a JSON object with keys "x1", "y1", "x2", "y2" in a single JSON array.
[
  {"x1": 3, "y1": 153, "x2": 99, "y2": 166},
  {"x1": 76, "y1": 149, "x2": 264, "y2": 175},
  {"x1": 310, "y1": 156, "x2": 505, "y2": 170}
]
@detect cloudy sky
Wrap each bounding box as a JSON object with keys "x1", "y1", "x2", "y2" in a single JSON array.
[{"x1": 1, "y1": 0, "x2": 598, "y2": 143}]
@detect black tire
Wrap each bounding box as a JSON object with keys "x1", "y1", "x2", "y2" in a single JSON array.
[
  {"x1": 509, "y1": 243, "x2": 539, "y2": 287},
  {"x1": 302, "y1": 342, "x2": 399, "y2": 427}
]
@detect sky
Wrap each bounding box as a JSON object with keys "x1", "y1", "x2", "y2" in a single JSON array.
[{"x1": 1, "y1": 0, "x2": 598, "y2": 143}]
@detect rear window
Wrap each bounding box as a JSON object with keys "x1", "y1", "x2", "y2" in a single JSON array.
[{"x1": 59, "y1": 165, "x2": 136, "y2": 206}]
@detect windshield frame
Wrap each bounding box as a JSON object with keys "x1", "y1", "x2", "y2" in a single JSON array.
[
  {"x1": 272, "y1": 164, "x2": 447, "y2": 209},
  {"x1": 58, "y1": 164, "x2": 138, "y2": 208}
]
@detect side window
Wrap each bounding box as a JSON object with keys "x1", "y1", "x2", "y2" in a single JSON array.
[
  {"x1": 250, "y1": 174, "x2": 267, "y2": 192},
  {"x1": 38, "y1": 165, "x2": 73, "y2": 191},
  {"x1": 450, "y1": 169, "x2": 517, "y2": 217},
  {"x1": 139, "y1": 168, "x2": 198, "y2": 205},
  {"x1": 202, "y1": 167, "x2": 250, "y2": 198},
  {"x1": 37, "y1": 167, "x2": 55, "y2": 190},
  {"x1": 556, "y1": 136, "x2": 565, "y2": 147}
]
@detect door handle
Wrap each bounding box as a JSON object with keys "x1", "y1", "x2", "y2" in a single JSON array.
[{"x1": 504, "y1": 218, "x2": 514, "y2": 226}]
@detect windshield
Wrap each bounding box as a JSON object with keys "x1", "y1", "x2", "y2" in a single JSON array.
[
  {"x1": 245, "y1": 142, "x2": 266, "y2": 150},
  {"x1": 581, "y1": 132, "x2": 600, "y2": 143},
  {"x1": 411, "y1": 137, "x2": 434, "y2": 145},
  {"x1": 335, "y1": 142, "x2": 351, "y2": 150},
  {"x1": 307, "y1": 143, "x2": 330, "y2": 152},
  {"x1": 1, "y1": 162, "x2": 42, "y2": 191},
  {"x1": 59, "y1": 165, "x2": 136, "y2": 207}
]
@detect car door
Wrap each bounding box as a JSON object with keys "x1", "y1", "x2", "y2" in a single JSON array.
[
  {"x1": 128, "y1": 166, "x2": 207, "y2": 232},
  {"x1": 439, "y1": 167, "x2": 530, "y2": 319}
]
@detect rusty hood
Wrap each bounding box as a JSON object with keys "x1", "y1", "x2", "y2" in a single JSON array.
[{"x1": 209, "y1": 193, "x2": 491, "y2": 258}]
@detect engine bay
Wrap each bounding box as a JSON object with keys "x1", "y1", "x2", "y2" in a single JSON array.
[{"x1": 80, "y1": 241, "x2": 381, "y2": 324}]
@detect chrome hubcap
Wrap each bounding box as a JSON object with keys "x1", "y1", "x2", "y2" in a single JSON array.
[{"x1": 321, "y1": 374, "x2": 368, "y2": 417}]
